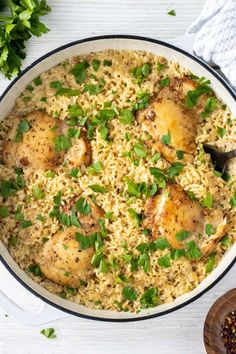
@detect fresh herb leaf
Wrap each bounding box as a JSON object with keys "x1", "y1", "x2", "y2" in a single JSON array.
[
  {"x1": 200, "y1": 97, "x2": 217, "y2": 119},
  {"x1": 217, "y1": 126, "x2": 226, "y2": 138},
  {"x1": 133, "y1": 142, "x2": 147, "y2": 158},
  {"x1": 220, "y1": 235, "x2": 230, "y2": 247},
  {"x1": 71, "y1": 60, "x2": 90, "y2": 83},
  {"x1": 75, "y1": 198, "x2": 91, "y2": 215},
  {"x1": 15, "y1": 120, "x2": 30, "y2": 141},
  {"x1": 186, "y1": 78, "x2": 212, "y2": 108},
  {"x1": 33, "y1": 77, "x2": 42, "y2": 86},
  {"x1": 168, "y1": 9, "x2": 176, "y2": 16},
  {"x1": 122, "y1": 286, "x2": 138, "y2": 302},
  {"x1": 205, "y1": 252, "x2": 216, "y2": 273},
  {"x1": 75, "y1": 232, "x2": 97, "y2": 250},
  {"x1": 119, "y1": 109, "x2": 133, "y2": 125},
  {"x1": 87, "y1": 161, "x2": 103, "y2": 174},
  {"x1": 92, "y1": 59, "x2": 101, "y2": 72},
  {"x1": 202, "y1": 193, "x2": 213, "y2": 209},
  {"x1": 159, "y1": 77, "x2": 170, "y2": 87},
  {"x1": 186, "y1": 240, "x2": 202, "y2": 260},
  {"x1": 156, "y1": 61, "x2": 166, "y2": 71},
  {"x1": 205, "y1": 223, "x2": 215, "y2": 235},
  {"x1": 28, "y1": 263, "x2": 43, "y2": 277},
  {"x1": 0, "y1": 206, "x2": 9, "y2": 218},
  {"x1": 9, "y1": 235, "x2": 18, "y2": 247},
  {"x1": 103, "y1": 60, "x2": 112, "y2": 66},
  {"x1": 89, "y1": 184, "x2": 108, "y2": 193},
  {"x1": 0, "y1": 0, "x2": 51, "y2": 79},
  {"x1": 40, "y1": 328, "x2": 56, "y2": 339},
  {"x1": 170, "y1": 248, "x2": 186, "y2": 259},
  {"x1": 68, "y1": 167, "x2": 80, "y2": 178},
  {"x1": 128, "y1": 208, "x2": 142, "y2": 225},
  {"x1": 54, "y1": 135, "x2": 72, "y2": 152},
  {"x1": 176, "y1": 150, "x2": 184, "y2": 160},
  {"x1": 33, "y1": 186, "x2": 45, "y2": 200},
  {"x1": 140, "y1": 287, "x2": 159, "y2": 308},
  {"x1": 230, "y1": 190, "x2": 236, "y2": 208},
  {"x1": 134, "y1": 91, "x2": 150, "y2": 110},
  {"x1": 151, "y1": 153, "x2": 161, "y2": 163},
  {"x1": 176, "y1": 230, "x2": 190, "y2": 241},
  {"x1": 132, "y1": 63, "x2": 151, "y2": 84},
  {"x1": 154, "y1": 237, "x2": 170, "y2": 250},
  {"x1": 168, "y1": 162, "x2": 184, "y2": 178},
  {"x1": 161, "y1": 131, "x2": 171, "y2": 145},
  {"x1": 158, "y1": 254, "x2": 171, "y2": 268}
]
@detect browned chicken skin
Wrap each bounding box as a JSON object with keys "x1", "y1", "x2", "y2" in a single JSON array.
[
  {"x1": 35, "y1": 227, "x2": 94, "y2": 287},
  {"x1": 36, "y1": 199, "x2": 104, "y2": 287},
  {"x1": 2, "y1": 110, "x2": 91, "y2": 170},
  {"x1": 136, "y1": 77, "x2": 199, "y2": 164},
  {"x1": 143, "y1": 184, "x2": 227, "y2": 257}
]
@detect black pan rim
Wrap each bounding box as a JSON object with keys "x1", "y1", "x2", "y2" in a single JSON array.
[{"x1": 0, "y1": 34, "x2": 235, "y2": 322}]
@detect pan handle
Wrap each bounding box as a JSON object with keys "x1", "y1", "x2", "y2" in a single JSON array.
[{"x1": 0, "y1": 289, "x2": 67, "y2": 326}]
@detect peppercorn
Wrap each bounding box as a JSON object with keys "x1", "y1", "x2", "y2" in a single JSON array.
[{"x1": 220, "y1": 310, "x2": 236, "y2": 354}]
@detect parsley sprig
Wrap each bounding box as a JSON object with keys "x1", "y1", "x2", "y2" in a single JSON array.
[{"x1": 0, "y1": 0, "x2": 51, "y2": 79}]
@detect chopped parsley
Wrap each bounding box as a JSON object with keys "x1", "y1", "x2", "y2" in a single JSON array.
[
  {"x1": 168, "y1": 9, "x2": 176, "y2": 16},
  {"x1": 159, "y1": 77, "x2": 170, "y2": 87},
  {"x1": 15, "y1": 119, "x2": 30, "y2": 141},
  {"x1": 134, "y1": 91, "x2": 150, "y2": 110},
  {"x1": 40, "y1": 328, "x2": 56, "y2": 339},
  {"x1": 205, "y1": 252, "x2": 216, "y2": 273},
  {"x1": 176, "y1": 230, "x2": 190, "y2": 241},
  {"x1": 122, "y1": 286, "x2": 138, "y2": 302},
  {"x1": 156, "y1": 61, "x2": 166, "y2": 71},
  {"x1": 202, "y1": 193, "x2": 213, "y2": 209},
  {"x1": 75, "y1": 198, "x2": 91, "y2": 215},
  {"x1": 186, "y1": 77, "x2": 213, "y2": 109},
  {"x1": 205, "y1": 223, "x2": 215, "y2": 235},
  {"x1": 221, "y1": 235, "x2": 230, "y2": 247},
  {"x1": 158, "y1": 254, "x2": 171, "y2": 268},
  {"x1": 84, "y1": 78, "x2": 106, "y2": 95},
  {"x1": 92, "y1": 59, "x2": 101, "y2": 72},
  {"x1": 128, "y1": 208, "x2": 142, "y2": 226},
  {"x1": 132, "y1": 63, "x2": 151, "y2": 84},
  {"x1": 54, "y1": 135, "x2": 72, "y2": 152},
  {"x1": 200, "y1": 97, "x2": 217, "y2": 119},
  {"x1": 186, "y1": 240, "x2": 202, "y2": 260},
  {"x1": 71, "y1": 60, "x2": 90, "y2": 83},
  {"x1": 151, "y1": 152, "x2": 161, "y2": 163},
  {"x1": 217, "y1": 126, "x2": 226, "y2": 138},
  {"x1": 161, "y1": 131, "x2": 171, "y2": 145},
  {"x1": 140, "y1": 287, "x2": 159, "y2": 308},
  {"x1": 33, "y1": 186, "x2": 45, "y2": 200},
  {"x1": 133, "y1": 141, "x2": 147, "y2": 158},
  {"x1": 0, "y1": 176, "x2": 25, "y2": 198},
  {"x1": 28, "y1": 263, "x2": 43, "y2": 277},
  {"x1": 75, "y1": 232, "x2": 98, "y2": 250},
  {"x1": 68, "y1": 167, "x2": 80, "y2": 178},
  {"x1": 170, "y1": 248, "x2": 186, "y2": 259},
  {"x1": 50, "y1": 81, "x2": 80, "y2": 96},
  {"x1": 89, "y1": 184, "x2": 108, "y2": 193},
  {"x1": 103, "y1": 59, "x2": 112, "y2": 66},
  {"x1": 9, "y1": 236, "x2": 18, "y2": 247},
  {"x1": 168, "y1": 162, "x2": 184, "y2": 178},
  {"x1": 230, "y1": 190, "x2": 236, "y2": 208},
  {"x1": 176, "y1": 150, "x2": 184, "y2": 160},
  {"x1": 87, "y1": 161, "x2": 103, "y2": 174},
  {"x1": 33, "y1": 77, "x2": 42, "y2": 86},
  {"x1": 119, "y1": 109, "x2": 134, "y2": 125},
  {"x1": 0, "y1": 206, "x2": 9, "y2": 218}
]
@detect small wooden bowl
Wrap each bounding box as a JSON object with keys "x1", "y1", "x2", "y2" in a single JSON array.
[{"x1": 204, "y1": 289, "x2": 236, "y2": 354}]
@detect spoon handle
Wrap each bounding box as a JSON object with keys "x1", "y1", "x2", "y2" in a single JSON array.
[{"x1": 226, "y1": 149, "x2": 236, "y2": 160}]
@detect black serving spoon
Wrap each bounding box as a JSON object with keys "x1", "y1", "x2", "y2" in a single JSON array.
[{"x1": 203, "y1": 144, "x2": 236, "y2": 173}]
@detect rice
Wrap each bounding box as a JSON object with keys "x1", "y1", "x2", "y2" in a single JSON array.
[{"x1": 0, "y1": 50, "x2": 235, "y2": 313}]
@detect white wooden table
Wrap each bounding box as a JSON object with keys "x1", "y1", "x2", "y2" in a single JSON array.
[{"x1": 0, "y1": 1, "x2": 235, "y2": 353}]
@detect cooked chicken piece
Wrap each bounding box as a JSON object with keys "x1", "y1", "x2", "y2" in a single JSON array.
[
  {"x1": 143, "y1": 184, "x2": 227, "y2": 257},
  {"x1": 62, "y1": 197, "x2": 104, "y2": 235},
  {"x1": 136, "y1": 77, "x2": 199, "y2": 164},
  {"x1": 65, "y1": 130, "x2": 92, "y2": 167},
  {"x1": 35, "y1": 227, "x2": 93, "y2": 287},
  {"x1": 2, "y1": 110, "x2": 91, "y2": 170}
]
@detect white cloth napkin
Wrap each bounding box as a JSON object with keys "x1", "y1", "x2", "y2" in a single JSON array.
[{"x1": 187, "y1": 0, "x2": 236, "y2": 90}]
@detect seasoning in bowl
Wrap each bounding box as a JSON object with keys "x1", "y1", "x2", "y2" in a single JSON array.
[{"x1": 220, "y1": 310, "x2": 236, "y2": 354}]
